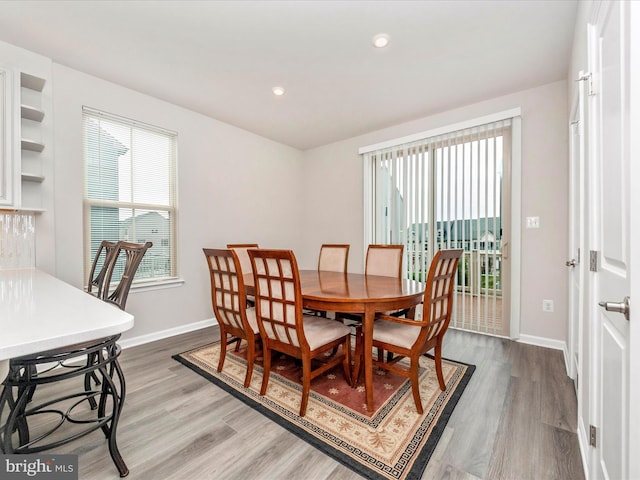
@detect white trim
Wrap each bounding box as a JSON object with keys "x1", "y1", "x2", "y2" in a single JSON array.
[
  {"x1": 358, "y1": 108, "x2": 522, "y2": 154},
  {"x1": 510, "y1": 116, "x2": 522, "y2": 341},
  {"x1": 119, "y1": 317, "x2": 217, "y2": 350},
  {"x1": 363, "y1": 154, "x2": 373, "y2": 253},
  {"x1": 130, "y1": 277, "x2": 185, "y2": 293},
  {"x1": 517, "y1": 333, "x2": 568, "y2": 353}
]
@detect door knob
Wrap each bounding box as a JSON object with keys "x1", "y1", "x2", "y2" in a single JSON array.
[
  {"x1": 598, "y1": 296, "x2": 630, "y2": 321},
  {"x1": 566, "y1": 259, "x2": 577, "y2": 267}
]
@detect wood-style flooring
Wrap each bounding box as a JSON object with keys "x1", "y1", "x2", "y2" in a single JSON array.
[{"x1": 23, "y1": 327, "x2": 585, "y2": 480}]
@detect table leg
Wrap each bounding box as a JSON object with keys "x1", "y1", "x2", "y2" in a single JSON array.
[{"x1": 363, "y1": 307, "x2": 374, "y2": 412}]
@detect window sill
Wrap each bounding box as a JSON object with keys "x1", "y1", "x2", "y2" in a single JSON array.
[{"x1": 130, "y1": 277, "x2": 185, "y2": 293}]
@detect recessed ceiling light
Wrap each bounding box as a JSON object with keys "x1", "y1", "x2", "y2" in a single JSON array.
[
  {"x1": 272, "y1": 86, "x2": 285, "y2": 96},
  {"x1": 372, "y1": 33, "x2": 390, "y2": 48}
]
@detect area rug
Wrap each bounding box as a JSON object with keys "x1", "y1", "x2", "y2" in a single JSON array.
[{"x1": 172, "y1": 341, "x2": 474, "y2": 480}]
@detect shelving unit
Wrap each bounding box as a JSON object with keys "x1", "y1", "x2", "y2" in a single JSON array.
[
  {"x1": 20, "y1": 72, "x2": 45, "y2": 92},
  {"x1": 21, "y1": 173, "x2": 45, "y2": 183},
  {"x1": 19, "y1": 71, "x2": 46, "y2": 211},
  {"x1": 21, "y1": 139, "x2": 44, "y2": 152},
  {"x1": 20, "y1": 104, "x2": 44, "y2": 122}
]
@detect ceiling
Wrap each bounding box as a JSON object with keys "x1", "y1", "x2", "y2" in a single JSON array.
[{"x1": 0, "y1": 0, "x2": 578, "y2": 150}]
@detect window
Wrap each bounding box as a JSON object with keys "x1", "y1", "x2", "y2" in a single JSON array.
[
  {"x1": 83, "y1": 107, "x2": 178, "y2": 286},
  {"x1": 361, "y1": 110, "x2": 520, "y2": 336}
]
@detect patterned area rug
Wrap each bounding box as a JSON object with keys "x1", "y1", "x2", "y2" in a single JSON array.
[{"x1": 173, "y1": 341, "x2": 474, "y2": 480}]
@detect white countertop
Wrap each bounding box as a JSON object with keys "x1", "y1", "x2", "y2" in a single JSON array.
[{"x1": 0, "y1": 268, "x2": 134, "y2": 361}]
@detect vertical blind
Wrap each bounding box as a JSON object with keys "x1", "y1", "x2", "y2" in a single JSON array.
[
  {"x1": 83, "y1": 107, "x2": 178, "y2": 285},
  {"x1": 365, "y1": 119, "x2": 512, "y2": 335}
]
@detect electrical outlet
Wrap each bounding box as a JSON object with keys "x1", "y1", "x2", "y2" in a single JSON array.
[
  {"x1": 526, "y1": 216, "x2": 540, "y2": 228},
  {"x1": 542, "y1": 299, "x2": 554, "y2": 312}
]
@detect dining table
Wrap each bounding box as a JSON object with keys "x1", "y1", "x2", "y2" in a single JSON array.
[{"x1": 245, "y1": 269, "x2": 425, "y2": 412}]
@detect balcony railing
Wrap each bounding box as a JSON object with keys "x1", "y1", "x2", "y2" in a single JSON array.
[{"x1": 407, "y1": 248, "x2": 503, "y2": 297}]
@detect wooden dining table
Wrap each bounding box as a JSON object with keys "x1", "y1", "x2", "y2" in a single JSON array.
[{"x1": 245, "y1": 269, "x2": 424, "y2": 412}]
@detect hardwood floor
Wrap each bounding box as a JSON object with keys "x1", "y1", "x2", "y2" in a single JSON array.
[{"x1": 20, "y1": 327, "x2": 585, "y2": 479}]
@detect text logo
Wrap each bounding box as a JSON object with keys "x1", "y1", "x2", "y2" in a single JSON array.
[{"x1": 0, "y1": 456, "x2": 77, "y2": 480}]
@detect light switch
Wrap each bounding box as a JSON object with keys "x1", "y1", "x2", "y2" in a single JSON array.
[{"x1": 526, "y1": 216, "x2": 540, "y2": 229}]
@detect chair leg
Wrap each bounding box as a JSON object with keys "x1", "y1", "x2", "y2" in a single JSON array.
[
  {"x1": 299, "y1": 357, "x2": 312, "y2": 417},
  {"x1": 351, "y1": 325, "x2": 362, "y2": 386},
  {"x1": 244, "y1": 339, "x2": 255, "y2": 388},
  {"x1": 217, "y1": 334, "x2": 227, "y2": 373},
  {"x1": 260, "y1": 348, "x2": 272, "y2": 396},
  {"x1": 435, "y1": 344, "x2": 446, "y2": 391},
  {"x1": 341, "y1": 338, "x2": 351, "y2": 386},
  {"x1": 409, "y1": 359, "x2": 423, "y2": 415}
]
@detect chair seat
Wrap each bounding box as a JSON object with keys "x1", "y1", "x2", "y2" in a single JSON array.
[
  {"x1": 303, "y1": 315, "x2": 351, "y2": 351},
  {"x1": 373, "y1": 318, "x2": 420, "y2": 350}
]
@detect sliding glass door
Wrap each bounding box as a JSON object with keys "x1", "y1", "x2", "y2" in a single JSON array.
[{"x1": 368, "y1": 119, "x2": 511, "y2": 337}]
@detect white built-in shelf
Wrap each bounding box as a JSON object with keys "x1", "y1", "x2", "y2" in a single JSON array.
[
  {"x1": 21, "y1": 173, "x2": 45, "y2": 183},
  {"x1": 21, "y1": 139, "x2": 45, "y2": 153},
  {"x1": 20, "y1": 72, "x2": 45, "y2": 92},
  {"x1": 21, "y1": 104, "x2": 44, "y2": 122}
]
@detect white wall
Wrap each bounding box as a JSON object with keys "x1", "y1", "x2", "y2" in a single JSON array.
[
  {"x1": 1, "y1": 36, "x2": 571, "y2": 347},
  {"x1": 52, "y1": 64, "x2": 304, "y2": 342},
  {"x1": 300, "y1": 81, "x2": 569, "y2": 343}
]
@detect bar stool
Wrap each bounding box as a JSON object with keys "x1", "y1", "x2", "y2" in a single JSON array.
[
  {"x1": 0, "y1": 335, "x2": 128, "y2": 476},
  {"x1": 0, "y1": 240, "x2": 152, "y2": 477}
]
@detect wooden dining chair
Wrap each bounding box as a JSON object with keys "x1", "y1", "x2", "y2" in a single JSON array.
[
  {"x1": 371, "y1": 248, "x2": 463, "y2": 414},
  {"x1": 248, "y1": 249, "x2": 351, "y2": 417},
  {"x1": 365, "y1": 244, "x2": 404, "y2": 277},
  {"x1": 227, "y1": 243, "x2": 259, "y2": 306},
  {"x1": 203, "y1": 248, "x2": 260, "y2": 388},
  {"x1": 318, "y1": 244, "x2": 350, "y2": 273},
  {"x1": 226, "y1": 243, "x2": 259, "y2": 277},
  {"x1": 339, "y1": 244, "x2": 405, "y2": 383},
  {"x1": 307, "y1": 244, "x2": 350, "y2": 318}
]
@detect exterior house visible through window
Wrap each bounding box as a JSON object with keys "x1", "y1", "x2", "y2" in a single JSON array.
[{"x1": 83, "y1": 107, "x2": 178, "y2": 286}]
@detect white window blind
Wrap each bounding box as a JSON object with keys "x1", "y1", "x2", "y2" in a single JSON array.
[
  {"x1": 364, "y1": 117, "x2": 514, "y2": 336},
  {"x1": 83, "y1": 107, "x2": 178, "y2": 286}
]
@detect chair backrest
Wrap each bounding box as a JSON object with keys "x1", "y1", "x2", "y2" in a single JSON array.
[
  {"x1": 248, "y1": 249, "x2": 307, "y2": 350},
  {"x1": 365, "y1": 244, "x2": 404, "y2": 278},
  {"x1": 422, "y1": 249, "x2": 463, "y2": 340},
  {"x1": 87, "y1": 240, "x2": 119, "y2": 299},
  {"x1": 203, "y1": 248, "x2": 251, "y2": 335},
  {"x1": 103, "y1": 241, "x2": 153, "y2": 310},
  {"x1": 317, "y1": 244, "x2": 349, "y2": 273},
  {"x1": 227, "y1": 243, "x2": 259, "y2": 276}
]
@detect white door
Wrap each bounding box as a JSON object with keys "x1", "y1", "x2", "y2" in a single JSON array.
[
  {"x1": 588, "y1": 1, "x2": 632, "y2": 478},
  {"x1": 568, "y1": 76, "x2": 588, "y2": 432}
]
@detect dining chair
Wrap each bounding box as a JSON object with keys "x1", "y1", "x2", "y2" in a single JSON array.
[
  {"x1": 203, "y1": 248, "x2": 261, "y2": 388},
  {"x1": 248, "y1": 249, "x2": 351, "y2": 417},
  {"x1": 339, "y1": 244, "x2": 405, "y2": 382},
  {"x1": 87, "y1": 240, "x2": 119, "y2": 299},
  {"x1": 318, "y1": 244, "x2": 350, "y2": 273},
  {"x1": 227, "y1": 243, "x2": 259, "y2": 307},
  {"x1": 365, "y1": 244, "x2": 404, "y2": 277},
  {"x1": 307, "y1": 244, "x2": 350, "y2": 318},
  {"x1": 371, "y1": 248, "x2": 463, "y2": 414},
  {"x1": 226, "y1": 243, "x2": 259, "y2": 278}
]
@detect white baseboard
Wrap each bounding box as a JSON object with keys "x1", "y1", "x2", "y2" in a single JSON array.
[
  {"x1": 119, "y1": 318, "x2": 218, "y2": 350},
  {"x1": 517, "y1": 334, "x2": 570, "y2": 373}
]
